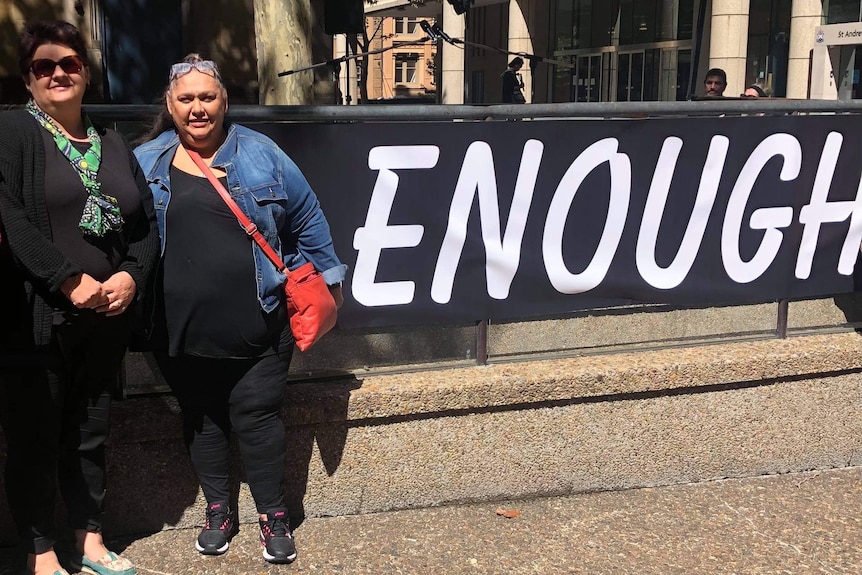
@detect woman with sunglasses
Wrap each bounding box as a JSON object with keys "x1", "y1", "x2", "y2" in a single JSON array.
[
  {"x1": 0, "y1": 20, "x2": 158, "y2": 575},
  {"x1": 134, "y1": 54, "x2": 345, "y2": 565}
]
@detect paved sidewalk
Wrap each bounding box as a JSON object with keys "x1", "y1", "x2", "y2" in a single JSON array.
[{"x1": 1, "y1": 467, "x2": 860, "y2": 575}]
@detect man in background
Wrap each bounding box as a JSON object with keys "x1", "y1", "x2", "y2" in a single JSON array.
[{"x1": 703, "y1": 68, "x2": 727, "y2": 97}]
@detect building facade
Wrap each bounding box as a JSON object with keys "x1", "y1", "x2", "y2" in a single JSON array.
[
  {"x1": 363, "y1": 16, "x2": 437, "y2": 101},
  {"x1": 1, "y1": 0, "x2": 861, "y2": 105},
  {"x1": 367, "y1": 0, "x2": 862, "y2": 103}
]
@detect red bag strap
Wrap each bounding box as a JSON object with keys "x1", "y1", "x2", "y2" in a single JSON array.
[{"x1": 185, "y1": 147, "x2": 287, "y2": 274}]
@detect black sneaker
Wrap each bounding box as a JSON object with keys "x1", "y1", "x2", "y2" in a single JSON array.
[
  {"x1": 259, "y1": 507, "x2": 297, "y2": 564},
  {"x1": 196, "y1": 501, "x2": 237, "y2": 555}
]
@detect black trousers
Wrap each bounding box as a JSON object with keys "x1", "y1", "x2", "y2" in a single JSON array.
[
  {"x1": 155, "y1": 346, "x2": 293, "y2": 514},
  {"x1": 0, "y1": 312, "x2": 128, "y2": 554}
]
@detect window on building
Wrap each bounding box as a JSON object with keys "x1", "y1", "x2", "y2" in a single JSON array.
[
  {"x1": 746, "y1": 0, "x2": 791, "y2": 97},
  {"x1": 395, "y1": 53, "x2": 419, "y2": 84},
  {"x1": 557, "y1": 0, "x2": 696, "y2": 51},
  {"x1": 552, "y1": 58, "x2": 575, "y2": 102},
  {"x1": 825, "y1": 0, "x2": 862, "y2": 23},
  {"x1": 617, "y1": 0, "x2": 695, "y2": 45},
  {"x1": 552, "y1": 1, "x2": 696, "y2": 102},
  {"x1": 674, "y1": 49, "x2": 692, "y2": 101},
  {"x1": 556, "y1": 0, "x2": 575, "y2": 50},
  {"x1": 395, "y1": 18, "x2": 420, "y2": 34},
  {"x1": 619, "y1": 0, "x2": 656, "y2": 45},
  {"x1": 677, "y1": 0, "x2": 694, "y2": 40}
]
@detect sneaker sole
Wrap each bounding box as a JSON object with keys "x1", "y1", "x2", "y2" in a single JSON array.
[
  {"x1": 262, "y1": 549, "x2": 297, "y2": 564},
  {"x1": 195, "y1": 540, "x2": 230, "y2": 555}
]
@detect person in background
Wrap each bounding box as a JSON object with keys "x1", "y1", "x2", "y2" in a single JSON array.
[
  {"x1": 0, "y1": 20, "x2": 158, "y2": 575},
  {"x1": 703, "y1": 68, "x2": 728, "y2": 97},
  {"x1": 742, "y1": 83, "x2": 768, "y2": 98},
  {"x1": 134, "y1": 54, "x2": 346, "y2": 565},
  {"x1": 502, "y1": 56, "x2": 526, "y2": 104}
]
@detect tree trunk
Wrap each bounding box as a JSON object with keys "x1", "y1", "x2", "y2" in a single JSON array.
[
  {"x1": 350, "y1": 33, "x2": 370, "y2": 104},
  {"x1": 253, "y1": 0, "x2": 314, "y2": 104}
]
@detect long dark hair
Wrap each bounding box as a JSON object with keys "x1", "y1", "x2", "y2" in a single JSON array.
[{"x1": 134, "y1": 90, "x2": 174, "y2": 146}]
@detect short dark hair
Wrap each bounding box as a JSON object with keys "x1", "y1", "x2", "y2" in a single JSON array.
[
  {"x1": 704, "y1": 67, "x2": 727, "y2": 84},
  {"x1": 509, "y1": 56, "x2": 524, "y2": 68},
  {"x1": 747, "y1": 84, "x2": 767, "y2": 97},
  {"x1": 18, "y1": 20, "x2": 90, "y2": 77}
]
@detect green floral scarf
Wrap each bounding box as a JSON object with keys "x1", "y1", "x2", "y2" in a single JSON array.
[{"x1": 26, "y1": 100, "x2": 123, "y2": 237}]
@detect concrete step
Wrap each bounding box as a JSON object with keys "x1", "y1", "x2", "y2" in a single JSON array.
[{"x1": 0, "y1": 332, "x2": 861, "y2": 544}]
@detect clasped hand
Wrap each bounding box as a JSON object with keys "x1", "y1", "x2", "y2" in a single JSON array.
[{"x1": 60, "y1": 271, "x2": 137, "y2": 316}]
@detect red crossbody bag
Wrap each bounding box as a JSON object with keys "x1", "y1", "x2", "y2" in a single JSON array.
[{"x1": 185, "y1": 147, "x2": 337, "y2": 351}]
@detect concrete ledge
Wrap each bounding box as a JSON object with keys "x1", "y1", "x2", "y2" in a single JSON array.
[
  {"x1": 279, "y1": 331, "x2": 862, "y2": 423},
  {"x1": 1, "y1": 332, "x2": 861, "y2": 543}
]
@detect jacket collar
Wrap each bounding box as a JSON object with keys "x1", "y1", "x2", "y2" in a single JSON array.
[{"x1": 145, "y1": 123, "x2": 238, "y2": 183}]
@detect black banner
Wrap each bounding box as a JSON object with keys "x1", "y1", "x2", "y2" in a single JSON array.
[{"x1": 254, "y1": 115, "x2": 862, "y2": 328}]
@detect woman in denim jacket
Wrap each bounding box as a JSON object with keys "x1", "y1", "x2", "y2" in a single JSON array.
[{"x1": 134, "y1": 54, "x2": 346, "y2": 565}]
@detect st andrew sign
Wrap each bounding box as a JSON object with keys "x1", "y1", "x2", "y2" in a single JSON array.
[{"x1": 256, "y1": 115, "x2": 862, "y2": 328}]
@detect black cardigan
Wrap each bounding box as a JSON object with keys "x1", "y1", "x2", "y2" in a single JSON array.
[{"x1": 0, "y1": 109, "x2": 159, "y2": 347}]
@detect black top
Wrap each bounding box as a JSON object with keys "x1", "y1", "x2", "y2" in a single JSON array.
[
  {"x1": 502, "y1": 69, "x2": 523, "y2": 103},
  {"x1": 43, "y1": 130, "x2": 146, "y2": 282},
  {"x1": 0, "y1": 110, "x2": 159, "y2": 348},
  {"x1": 158, "y1": 166, "x2": 286, "y2": 358}
]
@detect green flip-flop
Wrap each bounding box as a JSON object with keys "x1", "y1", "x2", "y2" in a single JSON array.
[{"x1": 72, "y1": 551, "x2": 137, "y2": 575}]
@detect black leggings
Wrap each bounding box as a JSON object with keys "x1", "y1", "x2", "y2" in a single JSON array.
[
  {"x1": 0, "y1": 312, "x2": 128, "y2": 554},
  {"x1": 155, "y1": 347, "x2": 293, "y2": 513}
]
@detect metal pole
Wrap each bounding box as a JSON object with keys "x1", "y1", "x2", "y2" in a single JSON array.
[
  {"x1": 476, "y1": 320, "x2": 488, "y2": 365},
  {"x1": 777, "y1": 299, "x2": 789, "y2": 339},
  {"x1": 78, "y1": 94, "x2": 862, "y2": 124}
]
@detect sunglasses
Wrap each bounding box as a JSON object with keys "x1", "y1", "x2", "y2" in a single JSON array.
[
  {"x1": 29, "y1": 55, "x2": 85, "y2": 79},
  {"x1": 169, "y1": 60, "x2": 221, "y2": 82}
]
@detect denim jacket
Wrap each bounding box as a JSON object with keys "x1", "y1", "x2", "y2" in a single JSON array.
[{"x1": 134, "y1": 123, "x2": 347, "y2": 313}]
